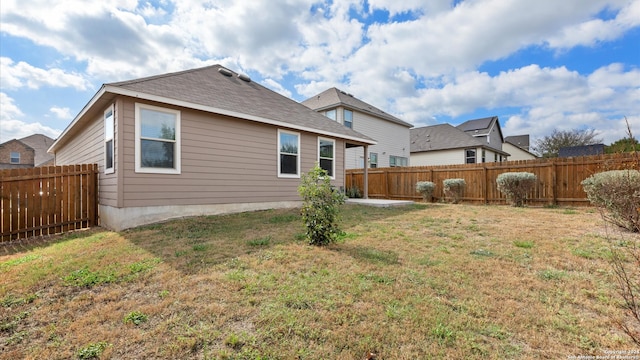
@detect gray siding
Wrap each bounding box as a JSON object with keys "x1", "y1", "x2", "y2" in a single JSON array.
[{"x1": 120, "y1": 98, "x2": 344, "y2": 208}]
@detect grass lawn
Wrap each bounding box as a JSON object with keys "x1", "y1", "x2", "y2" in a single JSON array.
[{"x1": 1, "y1": 203, "x2": 637, "y2": 359}]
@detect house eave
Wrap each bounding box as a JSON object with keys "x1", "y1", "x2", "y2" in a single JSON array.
[{"x1": 50, "y1": 86, "x2": 376, "y2": 154}]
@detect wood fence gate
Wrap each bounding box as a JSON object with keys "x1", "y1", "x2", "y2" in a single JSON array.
[{"x1": 1, "y1": 164, "x2": 98, "y2": 242}]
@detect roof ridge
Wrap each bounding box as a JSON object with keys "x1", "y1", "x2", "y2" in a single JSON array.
[{"x1": 108, "y1": 64, "x2": 224, "y2": 87}]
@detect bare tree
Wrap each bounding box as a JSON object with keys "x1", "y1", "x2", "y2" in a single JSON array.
[{"x1": 532, "y1": 128, "x2": 603, "y2": 158}]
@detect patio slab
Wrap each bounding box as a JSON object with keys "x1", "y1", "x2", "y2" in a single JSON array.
[{"x1": 346, "y1": 198, "x2": 414, "y2": 207}]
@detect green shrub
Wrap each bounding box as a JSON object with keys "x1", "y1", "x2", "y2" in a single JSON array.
[
  {"x1": 345, "y1": 185, "x2": 362, "y2": 198},
  {"x1": 581, "y1": 170, "x2": 640, "y2": 232},
  {"x1": 443, "y1": 178, "x2": 466, "y2": 204},
  {"x1": 77, "y1": 341, "x2": 109, "y2": 359},
  {"x1": 416, "y1": 181, "x2": 435, "y2": 202},
  {"x1": 496, "y1": 172, "x2": 537, "y2": 207},
  {"x1": 123, "y1": 311, "x2": 148, "y2": 325},
  {"x1": 298, "y1": 164, "x2": 346, "y2": 246}
]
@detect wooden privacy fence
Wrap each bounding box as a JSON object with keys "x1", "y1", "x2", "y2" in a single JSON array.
[
  {"x1": 346, "y1": 153, "x2": 639, "y2": 206},
  {"x1": 1, "y1": 164, "x2": 98, "y2": 242}
]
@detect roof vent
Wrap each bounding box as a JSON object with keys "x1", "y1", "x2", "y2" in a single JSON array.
[
  {"x1": 238, "y1": 73, "x2": 251, "y2": 82},
  {"x1": 340, "y1": 90, "x2": 347, "y2": 94},
  {"x1": 218, "y1": 67, "x2": 233, "y2": 77}
]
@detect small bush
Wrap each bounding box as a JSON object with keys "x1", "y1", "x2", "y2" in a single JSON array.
[
  {"x1": 496, "y1": 172, "x2": 537, "y2": 207},
  {"x1": 345, "y1": 186, "x2": 362, "y2": 199},
  {"x1": 416, "y1": 181, "x2": 435, "y2": 202},
  {"x1": 123, "y1": 311, "x2": 148, "y2": 325},
  {"x1": 298, "y1": 164, "x2": 345, "y2": 246},
  {"x1": 443, "y1": 179, "x2": 466, "y2": 204},
  {"x1": 77, "y1": 341, "x2": 109, "y2": 359},
  {"x1": 581, "y1": 170, "x2": 640, "y2": 232}
]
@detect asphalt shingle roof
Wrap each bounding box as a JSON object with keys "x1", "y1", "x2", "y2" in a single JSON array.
[
  {"x1": 19, "y1": 134, "x2": 55, "y2": 166},
  {"x1": 410, "y1": 124, "x2": 485, "y2": 152},
  {"x1": 504, "y1": 135, "x2": 530, "y2": 151},
  {"x1": 301, "y1": 87, "x2": 413, "y2": 128},
  {"x1": 456, "y1": 116, "x2": 497, "y2": 136},
  {"x1": 106, "y1": 65, "x2": 375, "y2": 144}
]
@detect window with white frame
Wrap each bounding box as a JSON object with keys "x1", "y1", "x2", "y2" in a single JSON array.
[
  {"x1": 325, "y1": 109, "x2": 336, "y2": 121},
  {"x1": 465, "y1": 149, "x2": 476, "y2": 164},
  {"x1": 318, "y1": 137, "x2": 335, "y2": 177},
  {"x1": 389, "y1": 155, "x2": 408, "y2": 167},
  {"x1": 135, "y1": 103, "x2": 181, "y2": 174},
  {"x1": 10, "y1": 152, "x2": 19, "y2": 164},
  {"x1": 104, "y1": 106, "x2": 115, "y2": 174},
  {"x1": 482, "y1": 149, "x2": 486, "y2": 163},
  {"x1": 343, "y1": 109, "x2": 353, "y2": 128},
  {"x1": 278, "y1": 130, "x2": 300, "y2": 177},
  {"x1": 369, "y1": 152, "x2": 378, "y2": 168}
]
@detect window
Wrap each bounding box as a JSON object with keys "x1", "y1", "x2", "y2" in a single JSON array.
[
  {"x1": 343, "y1": 109, "x2": 353, "y2": 128},
  {"x1": 10, "y1": 152, "x2": 19, "y2": 164},
  {"x1": 135, "y1": 103, "x2": 181, "y2": 174},
  {"x1": 465, "y1": 149, "x2": 476, "y2": 164},
  {"x1": 389, "y1": 155, "x2": 408, "y2": 167},
  {"x1": 325, "y1": 109, "x2": 336, "y2": 121},
  {"x1": 278, "y1": 130, "x2": 300, "y2": 177},
  {"x1": 494, "y1": 153, "x2": 498, "y2": 162},
  {"x1": 369, "y1": 152, "x2": 378, "y2": 168},
  {"x1": 482, "y1": 149, "x2": 486, "y2": 163},
  {"x1": 318, "y1": 137, "x2": 335, "y2": 178},
  {"x1": 104, "y1": 106, "x2": 115, "y2": 174}
]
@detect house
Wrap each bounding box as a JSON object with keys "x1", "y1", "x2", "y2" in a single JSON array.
[
  {"x1": 302, "y1": 88, "x2": 413, "y2": 169},
  {"x1": 410, "y1": 116, "x2": 510, "y2": 166},
  {"x1": 48, "y1": 65, "x2": 375, "y2": 231},
  {"x1": 503, "y1": 135, "x2": 538, "y2": 161},
  {"x1": 558, "y1": 144, "x2": 605, "y2": 157},
  {"x1": 0, "y1": 134, "x2": 55, "y2": 169}
]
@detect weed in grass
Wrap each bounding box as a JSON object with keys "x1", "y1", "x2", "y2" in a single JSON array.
[
  {"x1": 513, "y1": 240, "x2": 534, "y2": 249},
  {"x1": 482, "y1": 324, "x2": 510, "y2": 340},
  {"x1": 431, "y1": 322, "x2": 456, "y2": 345},
  {"x1": 63, "y1": 267, "x2": 116, "y2": 287},
  {"x1": 539, "y1": 269, "x2": 567, "y2": 281},
  {"x1": 563, "y1": 209, "x2": 578, "y2": 215},
  {"x1": 247, "y1": 236, "x2": 271, "y2": 246},
  {"x1": 1, "y1": 293, "x2": 36, "y2": 307},
  {"x1": 6, "y1": 330, "x2": 28, "y2": 345},
  {"x1": 470, "y1": 249, "x2": 494, "y2": 257},
  {"x1": 358, "y1": 273, "x2": 395, "y2": 285},
  {"x1": 268, "y1": 214, "x2": 298, "y2": 224},
  {"x1": 224, "y1": 333, "x2": 245, "y2": 350},
  {"x1": 449, "y1": 234, "x2": 464, "y2": 241},
  {"x1": 159, "y1": 290, "x2": 170, "y2": 299},
  {"x1": 348, "y1": 247, "x2": 399, "y2": 265},
  {"x1": 572, "y1": 248, "x2": 596, "y2": 259},
  {"x1": 175, "y1": 250, "x2": 187, "y2": 257},
  {"x1": 123, "y1": 310, "x2": 148, "y2": 325},
  {"x1": 192, "y1": 244, "x2": 208, "y2": 252},
  {"x1": 0, "y1": 254, "x2": 41, "y2": 269},
  {"x1": 129, "y1": 258, "x2": 161, "y2": 274},
  {"x1": 416, "y1": 255, "x2": 440, "y2": 266},
  {"x1": 77, "y1": 341, "x2": 109, "y2": 359}
]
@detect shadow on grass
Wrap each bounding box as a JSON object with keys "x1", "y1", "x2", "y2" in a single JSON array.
[{"x1": 0, "y1": 228, "x2": 105, "y2": 256}]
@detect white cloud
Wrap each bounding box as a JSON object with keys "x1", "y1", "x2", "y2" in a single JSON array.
[
  {"x1": 262, "y1": 79, "x2": 292, "y2": 99},
  {"x1": 49, "y1": 106, "x2": 73, "y2": 120},
  {"x1": 0, "y1": 57, "x2": 91, "y2": 90},
  {"x1": 0, "y1": 93, "x2": 61, "y2": 142}
]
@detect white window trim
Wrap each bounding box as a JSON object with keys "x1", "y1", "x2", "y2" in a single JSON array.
[
  {"x1": 318, "y1": 137, "x2": 335, "y2": 179},
  {"x1": 343, "y1": 109, "x2": 353, "y2": 128},
  {"x1": 104, "y1": 105, "x2": 115, "y2": 174},
  {"x1": 277, "y1": 129, "x2": 300, "y2": 178},
  {"x1": 10, "y1": 152, "x2": 20, "y2": 164},
  {"x1": 134, "y1": 103, "x2": 181, "y2": 174}
]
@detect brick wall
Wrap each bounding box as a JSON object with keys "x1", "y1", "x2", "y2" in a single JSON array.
[{"x1": 0, "y1": 140, "x2": 35, "y2": 169}]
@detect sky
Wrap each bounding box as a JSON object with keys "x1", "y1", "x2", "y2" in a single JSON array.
[{"x1": 1, "y1": 0, "x2": 639, "y2": 148}]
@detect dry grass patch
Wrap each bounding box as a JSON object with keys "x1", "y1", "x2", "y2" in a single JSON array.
[{"x1": 1, "y1": 205, "x2": 637, "y2": 359}]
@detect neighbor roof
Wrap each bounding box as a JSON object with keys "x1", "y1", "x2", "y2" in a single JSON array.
[
  {"x1": 51, "y1": 65, "x2": 375, "y2": 153},
  {"x1": 456, "y1": 116, "x2": 498, "y2": 136},
  {"x1": 19, "y1": 134, "x2": 55, "y2": 166},
  {"x1": 410, "y1": 124, "x2": 510, "y2": 156},
  {"x1": 301, "y1": 87, "x2": 413, "y2": 128},
  {"x1": 504, "y1": 135, "x2": 530, "y2": 151}
]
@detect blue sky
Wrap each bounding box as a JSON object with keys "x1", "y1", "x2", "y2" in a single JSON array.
[{"x1": 1, "y1": 0, "x2": 639, "y2": 147}]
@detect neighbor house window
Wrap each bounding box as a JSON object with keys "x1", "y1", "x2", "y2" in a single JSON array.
[
  {"x1": 343, "y1": 109, "x2": 353, "y2": 128},
  {"x1": 135, "y1": 103, "x2": 181, "y2": 174},
  {"x1": 369, "y1": 152, "x2": 378, "y2": 168},
  {"x1": 325, "y1": 109, "x2": 336, "y2": 121},
  {"x1": 318, "y1": 137, "x2": 335, "y2": 178},
  {"x1": 104, "y1": 106, "x2": 115, "y2": 174},
  {"x1": 278, "y1": 129, "x2": 300, "y2": 177},
  {"x1": 482, "y1": 149, "x2": 486, "y2": 163},
  {"x1": 389, "y1": 155, "x2": 408, "y2": 167},
  {"x1": 494, "y1": 153, "x2": 498, "y2": 162},
  {"x1": 10, "y1": 152, "x2": 20, "y2": 164},
  {"x1": 465, "y1": 149, "x2": 476, "y2": 164}
]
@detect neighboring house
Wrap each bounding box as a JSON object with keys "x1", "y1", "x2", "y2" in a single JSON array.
[
  {"x1": 49, "y1": 65, "x2": 375, "y2": 231},
  {"x1": 0, "y1": 134, "x2": 55, "y2": 169},
  {"x1": 558, "y1": 144, "x2": 605, "y2": 157},
  {"x1": 503, "y1": 135, "x2": 538, "y2": 161},
  {"x1": 410, "y1": 116, "x2": 510, "y2": 166},
  {"x1": 302, "y1": 88, "x2": 413, "y2": 169}
]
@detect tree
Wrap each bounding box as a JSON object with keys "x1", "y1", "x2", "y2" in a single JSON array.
[
  {"x1": 532, "y1": 128, "x2": 602, "y2": 158},
  {"x1": 606, "y1": 136, "x2": 640, "y2": 154}
]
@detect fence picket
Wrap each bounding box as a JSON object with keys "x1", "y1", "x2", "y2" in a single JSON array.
[
  {"x1": 346, "y1": 153, "x2": 638, "y2": 205},
  {"x1": 0, "y1": 164, "x2": 98, "y2": 242}
]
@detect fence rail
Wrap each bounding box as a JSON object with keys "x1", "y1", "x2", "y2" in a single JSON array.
[
  {"x1": 345, "y1": 153, "x2": 639, "y2": 206},
  {"x1": 1, "y1": 164, "x2": 98, "y2": 242}
]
